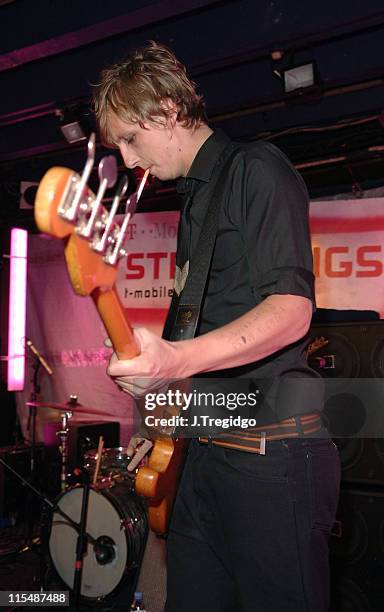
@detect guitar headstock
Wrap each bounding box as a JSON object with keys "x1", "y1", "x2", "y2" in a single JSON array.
[{"x1": 35, "y1": 134, "x2": 148, "y2": 297}]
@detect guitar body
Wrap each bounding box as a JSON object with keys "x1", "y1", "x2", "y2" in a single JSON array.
[
  {"x1": 136, "y1": 437, "x2": 186, "y2": 534},
  {"x1": 35, "y1": 163, "x2": 185, "y2": 534}
]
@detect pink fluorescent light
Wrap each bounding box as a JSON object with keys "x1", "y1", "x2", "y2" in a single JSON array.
[{"x1": 7, "y1": 228, "x2": 28, "y2": 391}]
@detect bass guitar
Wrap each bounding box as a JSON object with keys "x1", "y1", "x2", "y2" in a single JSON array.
[{"x1": 35, "y1": 134, "x2": 185, "y2": 535}]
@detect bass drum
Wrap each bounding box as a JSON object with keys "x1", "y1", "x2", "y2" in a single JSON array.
[{"x1": 49, "y1": 482, "x2": 147, "y2": 599}]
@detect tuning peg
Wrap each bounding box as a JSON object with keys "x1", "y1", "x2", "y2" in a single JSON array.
[
  {"x1": 77, "y1": 155, "x2": 117, "y2": 238},
  {"x1": 125, "y1": 190, "x2": 138, "y2": 218},
  {"x1": 104, "y1": 169, "x2": 149, "y2": 265},
  {"x1": 99, "y1": 155, "x2": 118, "y2": 189},
  {"x1": 92, "y1": 175, "x2": 129, "y2": 253},
  {"x1": 59, "y1": 133, "x2": 96, "y2": 221}
]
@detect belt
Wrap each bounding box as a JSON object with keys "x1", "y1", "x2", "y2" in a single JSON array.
[{"x1": 198, "y1": 411, "x2": 322, "y2": 455}]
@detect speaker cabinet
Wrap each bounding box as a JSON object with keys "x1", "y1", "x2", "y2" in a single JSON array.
[
  {"x1": 330, "y1": 488, "x2": 384, "y2": 612},
  {"x1": 309, "y1": 321, "x2": 384, "y2": 610},
  {"x1": 309, "y1": 321, "x2": 384, "y2": 379},
  {"x1": 334, "y1": 438, "x2": 384, "y2": 486},
  {"x1": 309, "y1": 322, "x2": 384, "y2": 481}
]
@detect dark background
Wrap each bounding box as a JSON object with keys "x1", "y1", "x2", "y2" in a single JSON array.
[{"x1": 1, "y1": 0, "x2": 384, "y2": 230}]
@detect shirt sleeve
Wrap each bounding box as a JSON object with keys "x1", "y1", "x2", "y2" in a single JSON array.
[{"x1": 240, "y1": 142, "x2": 316, "y2": 307}]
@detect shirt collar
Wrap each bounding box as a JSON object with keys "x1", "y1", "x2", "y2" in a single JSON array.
[{"x1": 176, "y1": 129, "x2": 231, "y2": 193}]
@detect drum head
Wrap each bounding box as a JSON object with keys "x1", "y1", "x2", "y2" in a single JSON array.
[{"x1": 49, "y1": 486, "x2": 128, "y2": 599}]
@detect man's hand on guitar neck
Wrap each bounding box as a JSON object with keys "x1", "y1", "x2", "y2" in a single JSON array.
[
  {"x1": 107, "y1": 295, "x2": 312, "y2": 398},
  {"x1": 107, "y1": 327, "x2": 188, "y2": 398}
]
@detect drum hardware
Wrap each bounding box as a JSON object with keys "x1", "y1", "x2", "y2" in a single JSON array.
[
  {"x1": 56, "y1": 410, "x2": 72, "y2": 491},
  {"x1": 0, "y1": 455, "x2": 97, "y2": 547},
  {"x1": 26, "y1": 396, "x2": 97, "y2": 416},
  {"x1": 70, "y1": 466, "x2": 91, "y2": 611},
  {"x1": 22, "y1": 393, "x2": 131, "y2": 609},
  {"x1": 51, "y1": 431, "x2": 147, "y2": 603},
  {"x1": 17, "y1": 387, "x2": 147, "y2": 604},
  {"x1": 1, "y1": 396, "x2": 147, "y2": 605},
  {"x1": 26, "y1": 394, "x2": 97, "y2": 491}
]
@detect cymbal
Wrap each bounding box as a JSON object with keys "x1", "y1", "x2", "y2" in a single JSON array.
[{"x1": 25, "y1": 401, "x2": 96, "y2": 415}]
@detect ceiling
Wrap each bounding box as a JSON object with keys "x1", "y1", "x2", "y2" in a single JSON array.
[{"x1": 1, "y1": 0, "x2": 384, "y2": 228}]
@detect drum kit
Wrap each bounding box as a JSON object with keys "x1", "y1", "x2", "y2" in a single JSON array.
[
  {"x1": 0, "y1": 396, "x2": 148, "y2": 608},
  {"x1": 26, "y1": 396, "x2": 136, "y2": 492}
]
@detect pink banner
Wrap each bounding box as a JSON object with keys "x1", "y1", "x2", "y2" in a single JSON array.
[{"x1": 310, "y1": 198, "x2": 384, "y2": 317}]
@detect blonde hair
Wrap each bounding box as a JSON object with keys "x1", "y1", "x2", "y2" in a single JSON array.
[{"x1": 93, "y1": 41, "x2": 207, "y2": 145}]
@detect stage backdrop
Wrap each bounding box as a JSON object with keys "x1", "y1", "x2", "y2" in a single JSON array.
[
  {"x1": 310, "y1": 198, "x2": 384, "y2": 317},
  {"x1": 16, "y1": 200, "x2": 383, "y2": 442}
]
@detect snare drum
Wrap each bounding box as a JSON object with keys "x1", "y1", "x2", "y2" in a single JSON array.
[
  {"x1": 49, "y1": 482, "x2": 147, "y2": 599},
  {"x1": 84, "y1": 447, "x2": 132, "y2": 485}
]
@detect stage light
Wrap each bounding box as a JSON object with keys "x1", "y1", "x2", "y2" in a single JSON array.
[
  {"x1": 61, "y1": 120, "x2": 87, "y2": 144},
  {"x1": 7, "y1": 228, "x2": 28, "y2": 391},
  {"x1": 56, "y1": 104, "x2": 91, "y2": 144},
  {"x1": 283, "y1": 62, "x2": 315, "y2": 93}
]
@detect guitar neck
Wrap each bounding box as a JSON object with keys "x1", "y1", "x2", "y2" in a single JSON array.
[
  {"x1": 93, "y1": 286, "x2": 139, "y2": 359},
  {"x1": 34, "y1": 158, "x2": 185, "y2": 535}
]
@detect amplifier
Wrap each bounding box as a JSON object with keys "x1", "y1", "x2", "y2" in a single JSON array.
[
  {"x1": 308, "y1": 321, "x2": 384, "y2": 439},
  {"x1": 330, "y1": 487, "x2": 384, "y2": 611},
  {"x1": 309, "y1": 320, "x2": 384, "y2": 379}
]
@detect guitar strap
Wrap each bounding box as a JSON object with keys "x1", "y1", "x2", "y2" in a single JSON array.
[{"x1": 163, "y1": 142, "x2": 240, "y2": 342}]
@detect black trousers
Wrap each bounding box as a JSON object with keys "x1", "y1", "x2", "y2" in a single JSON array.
[{"x1": 165, "y1": 434, "x2": 340, "y2": 612}]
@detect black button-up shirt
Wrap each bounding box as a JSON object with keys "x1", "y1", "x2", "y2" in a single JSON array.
[{"x1": 175, "y1": 129, "x2": 323, "y2": 425}]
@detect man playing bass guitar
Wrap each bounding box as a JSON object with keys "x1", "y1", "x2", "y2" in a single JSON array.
[{"x1": 93, "y1": 41, "x2": 340, "y2": 612}]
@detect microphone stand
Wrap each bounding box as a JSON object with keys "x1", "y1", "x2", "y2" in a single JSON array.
[
  {"x1": 0, "y1": 456, "x2": 96, "y2": 543},
  {"x1": 24, "y1": 359, "x2": 41, "y2": 545},
  {"x1": 0, "y1": 456, "x2": 97, "y2": 610},
  {"x1": 72, "y1": 467, "x2": 91, "y2": 611},
  {"x1": 27, "y1": 359, "x2": 41, "y2": 479},
  {"x1": 25, "y1": 337, "x2": 54, "y2": 481}
]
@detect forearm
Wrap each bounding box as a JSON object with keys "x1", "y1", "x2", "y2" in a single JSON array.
[
  {"x1": 176, "y1": 294, "x2": 312, "y2": 377},
  {"x1": 107, "y1": 294, "x2": 312, "y2": 397}
]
